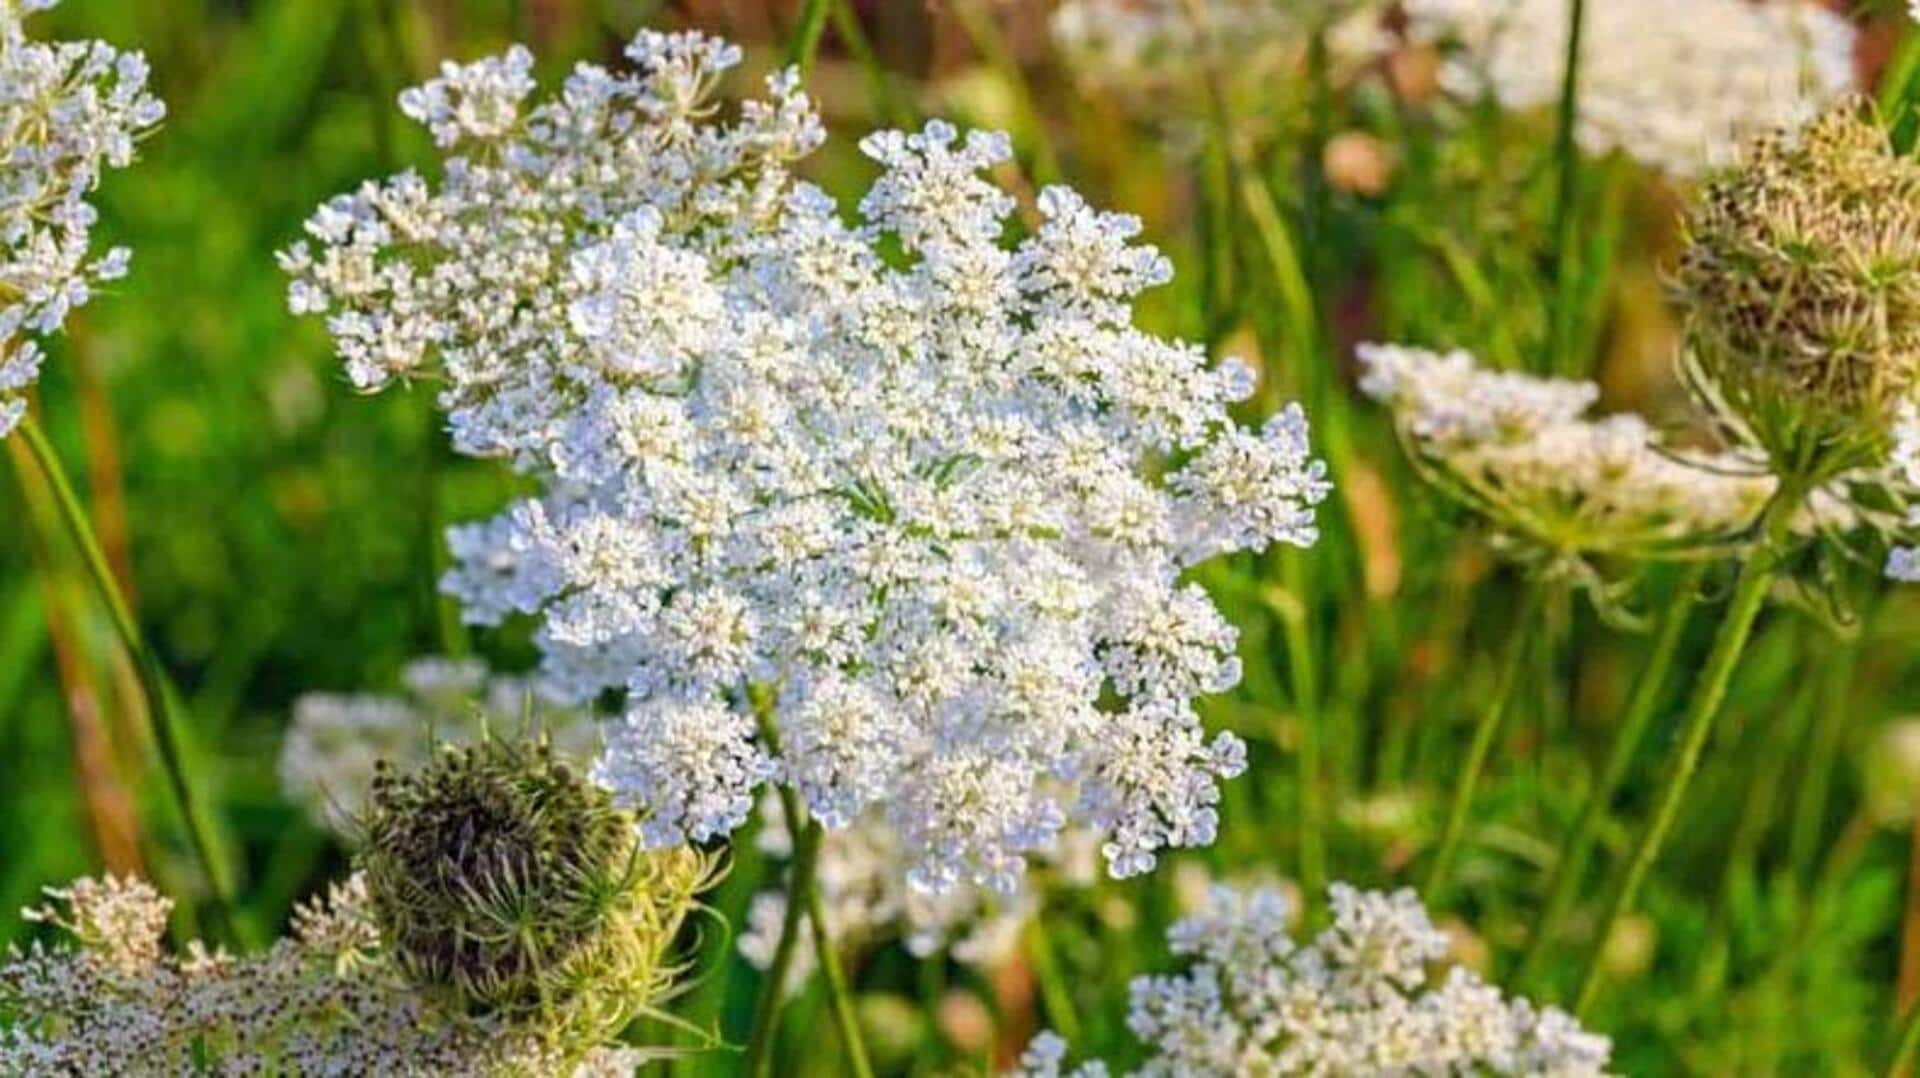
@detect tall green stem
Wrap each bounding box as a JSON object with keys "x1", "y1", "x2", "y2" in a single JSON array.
[
  {"x1": 798, "y1": 810, "x2": 873, "y2": 1078},
  {"x1": 1546, "y1": 0, "x2": 1587, "y2": 375},
  {"x1": 1511, "y1": 563, "x2": 1704, "y2": 990},
  {"x1": 16, "y1": 415, "x2": 235, "y2": 916},
  {"x1": 1276, "y1": 555, "x2": 1326, "y2": 901},
  {"x1": 784, "y1": 0, "x2": 833, "y2": 74},
  {"x1": 1572, "y1": 496, "x2": 1798, "y2": 1016},
  {"x1": 741, "y1": 799, "x2": 820, "y2": 1077},
  {"x1": 1423, "y1": 583, "x2": 1546, "y2": 897},
  {"x1": 746, "y1": 698, "x2": 873, "y2": 1078}
]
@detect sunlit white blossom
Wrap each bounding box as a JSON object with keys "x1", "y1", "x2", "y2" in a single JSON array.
[
  {"x1": 0, "y1": 0, "x2": 164, "y2": 437},
  {"x1": 1013, "y1": 882, "x2": 1612, "y2": 1076},
  {"x1": 285, "y1": 31, "x2": 1330, "y2": 892}
]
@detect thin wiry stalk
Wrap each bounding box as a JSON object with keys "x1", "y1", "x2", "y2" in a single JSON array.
[
  {"x1": 1546, "y1": 0, "x2": 1588, "y2": 375},
  {"x1": 1573, "y1": 491, "x2": 1801, "y2": 1016},
  {"x1": 1511, "y1": 562, "x2": 1704, "y2": 991},
  {"x1": 740, "y1": 805, "x2": 815, "y2": 1077},
  {"x1": 798, "y1": 809, "x2": 874, "y2": 1078},
  {"x1": 1423, "y1": 582, "x2": 1546, "y2": 897},
  {"x1": 15, "y1": 414, "x2": 236, "y2": 926},
  {"x1": 784, "y1": 0, "x2": 834, "y2": 74}
]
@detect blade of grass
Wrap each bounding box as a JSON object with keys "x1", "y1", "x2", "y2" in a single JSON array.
[{"x1": 14, "y1": 414, "x2": 237, "y2": 932}]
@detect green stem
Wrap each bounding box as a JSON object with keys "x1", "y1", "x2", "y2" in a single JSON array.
[
  {"x1": 16, "y1": 416, "x2": 235, "y2": 918},
  {"x1": 1890, "y1": 999, "x2": 1920, "y2": 1078},
  {"x1": 1025, "y1": 918, "x2": 1082, "y2": 1044},
  {"x1": 1788, "y1": 639, "x2": 1859, "y2": 882},
  {"x1": 1274, "y1": 557, "x2": 1326, "y2": 901},
  {"x1": 1546, "y1": 0, "x2": 1587, "y2": 375},
  {"x1": 1572, "y1": 496, "x2": 1798, "y2": 1016},
  {"x1": 1511, "y1": 563, "x2": 1703, "y2": 990},
  {"x1": 829, "y1": 0, "x2": 912, "y2": 128},
  {"x1": 1423, "y1": 583, "x2": 1546, "y2": 897},
  {"x1": 741, "y1": 799, "x2": 820, "y2": 1077},
  {"x1": 799, "y1": 811, "x2": 873, "y2": 1078},
  {"x1": 784, "y1": 0, "x2": 833, "y2": 74}
]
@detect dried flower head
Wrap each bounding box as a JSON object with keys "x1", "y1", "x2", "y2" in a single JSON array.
[
  {"x1": 1358, "y1": 343, "x2": 1772, "y2": 584},
  {"x1": 1678, "y1": 104, "x2": 1920, "y2": 491},
  {"x1": 284, "y1": 31, "x2": 1330, "y2": 893},
  {"x1": 1, "y1": 873, "x2": 653, "y2": 1074},
  {"x1": 0, "y1": 0, "x2": 164, "y2": 437},
  {"x1": 280, "y1": 655, "x2": 601, "y2": 836},
  {"x1": 358, "y1": 736, "x2": 713, "y2": 1047},
  {"x1": 1013, "y1": 882, "x2": 1612, "y2": 1076},
  {"x1": 1405, "y1": 0, "x2": 1853, "y2": 178}
]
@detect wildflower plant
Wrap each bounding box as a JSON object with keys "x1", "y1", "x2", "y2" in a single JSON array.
[
  {"x1": 1012, "y1": 882, "x2": 1612, "y2": 1076},
  {"x1": 283, "y1": 31, "x2": 1331, "y2": 896},
  {"x1": 0, "y1": 874, "x2": 657, "y2": 1074},
  {"x1": 0, "y1": 0, "x2": 163, "y2": 438},
  {"x1": 358, "y1": 737, "x2": 715, "y2": 1050}
]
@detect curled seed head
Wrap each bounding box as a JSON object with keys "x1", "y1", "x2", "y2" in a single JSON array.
[{"x1": 357, "y1": 736, "x2": 713, "y2": 1046}]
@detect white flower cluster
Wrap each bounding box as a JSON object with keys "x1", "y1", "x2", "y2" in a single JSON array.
[
  {"x1": 0, "y1": 874, "x2": 645, "y2": 1075},
  {"x1": 283, "y1": 32, "x2": 1330, "y2": 893},
  {"x1": 1404, "y1": 0, "x2": 1854, "y2": 177},
  {"x1": 279, "y1": 656, "x2": 599, "y2": 836},
  {"x1": 1358, "y1": 343, "x2": 1771, "y2": 572},
  {"x1": 0, "y1": 0, "x2": 163, "y2": 438},
  {"x1": 1013, "y1": 882, "x2": 1612, "y2": 1077},
  {"x1": 739, "y1": 796, "x2": 1099, "y2": 992}
]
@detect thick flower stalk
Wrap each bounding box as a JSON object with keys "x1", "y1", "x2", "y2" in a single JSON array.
[
  {"x1": 283, "y1": 31, "x2": 1331, "y2": 895},
  {"x1": 1012, "y1": 881, "x2": 1613, "y2": 1076},
  {"x1": 1404, "y1": 0, "x2": 1854, "y2": 178},
  {"x1": 358, "y1": 737, "x2": 714, "y2": 1050},
  {"x1": 0, "y1": 0, "x2": 163, "y2": 437},
  {"x1": 0, "y1": 874, "x2": 659, "y2": 1074},
  {"x1": 280, "y1": 655, "x2": 601, "y2": 836}
]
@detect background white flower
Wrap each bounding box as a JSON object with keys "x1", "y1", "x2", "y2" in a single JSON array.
[{"x1": 1012, "y1": 881, "x2": 1613, "y2": 1076}]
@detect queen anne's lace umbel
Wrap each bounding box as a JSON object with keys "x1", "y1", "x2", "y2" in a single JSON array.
[
  {"x1": 283, "y1": 32, "x2": 1330, "y2": 895},
  {"x1": 1405, "y1": 0, "x2": 1854, "y2": 178},
  {"x1": 0, "y1": 0, "x2": 163, "y2": 438},
  {"x1": 1357, "y1": 343, "x2": 1772, "y2": 575},
  {"x1": 1014, "y1": 882, "x2": 1612, "y2": 1076}
]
